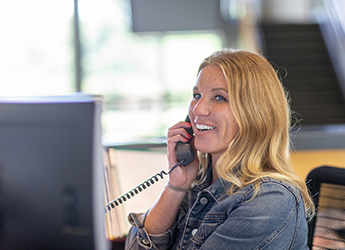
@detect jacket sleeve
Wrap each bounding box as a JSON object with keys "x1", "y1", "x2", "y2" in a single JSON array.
[{"x1": 124, "y1": 211, "x2": 176, "y2": 250}]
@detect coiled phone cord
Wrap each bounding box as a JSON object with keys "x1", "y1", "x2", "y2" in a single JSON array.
[{"x1": 104, "y1": 159, "x2": 184, "y2": 213}]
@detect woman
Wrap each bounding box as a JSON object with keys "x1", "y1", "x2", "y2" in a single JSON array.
[{"x1": 125, "y1": 49, "x2": 314, "y2": 249}]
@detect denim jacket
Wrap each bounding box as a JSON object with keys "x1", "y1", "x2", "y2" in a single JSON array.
[{"x1": 125, "y1": 168, "x2": 309, "y2": 250}]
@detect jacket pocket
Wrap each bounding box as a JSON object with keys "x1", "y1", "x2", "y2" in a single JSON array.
[{"x1": 190, "y1": 213, "x2": 227, "y2": 246}]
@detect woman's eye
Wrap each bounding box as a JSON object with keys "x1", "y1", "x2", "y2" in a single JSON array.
[
  {"x1": 193, "y1": 93, "x2": 201, "y2": 100},
  {"x1": 215, "y1": 95, "x2": 226, "y2": 101}
]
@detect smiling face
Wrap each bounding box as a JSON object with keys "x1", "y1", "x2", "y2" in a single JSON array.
[{"x1": 188, "y1": 64, "x2": 239, "y2": 162}]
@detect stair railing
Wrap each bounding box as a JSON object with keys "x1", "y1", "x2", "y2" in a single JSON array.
[{"x1": 317, "y1": 0, "x2": 345, "y2": 99}]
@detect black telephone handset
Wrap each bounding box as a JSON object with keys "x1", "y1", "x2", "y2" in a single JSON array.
[
  {"x1": 105, "y1": 115, "x2": 195, "y2": 212},
  {"x1": 176, "y1": 115, "x2": 195, "y2": 167}
]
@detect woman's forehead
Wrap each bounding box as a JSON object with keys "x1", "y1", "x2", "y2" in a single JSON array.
[{"x1": 195, "y1": 64, "x2": 228, "y2": 90}]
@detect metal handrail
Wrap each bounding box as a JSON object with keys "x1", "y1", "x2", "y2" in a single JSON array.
[{"x1": 317, "y1": 0, "x2": 345, "y2": 98}]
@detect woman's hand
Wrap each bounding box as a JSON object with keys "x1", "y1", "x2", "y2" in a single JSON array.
[
  {"x1": 143, "y1": 120, "x2": 199, "y2": 235},
  {"x1": 166, "y1": 121, "x2": 199, "y2": 189}
]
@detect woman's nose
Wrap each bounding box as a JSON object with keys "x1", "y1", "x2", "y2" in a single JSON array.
[{"x1": 192, "y1": 97, "x2": 209, "y2": 117}]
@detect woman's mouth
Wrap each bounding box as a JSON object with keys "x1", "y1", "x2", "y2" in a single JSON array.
[{"x1": 196, "y1": 124, "x2": 216, "y2": 132}]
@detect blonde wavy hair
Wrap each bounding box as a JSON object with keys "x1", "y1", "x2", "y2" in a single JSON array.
[{"x1": 195, "y1": 49, "x2": 314, "y2": 215}]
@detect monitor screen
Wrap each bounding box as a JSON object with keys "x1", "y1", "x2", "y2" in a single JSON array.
[{"x1": 0, "y1": 95, "x2": 109, "y2": 250}]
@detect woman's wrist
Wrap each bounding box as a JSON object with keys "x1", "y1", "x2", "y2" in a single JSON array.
[{"x1": 166, "y1": 182, "x2": 190, "y2": 193}]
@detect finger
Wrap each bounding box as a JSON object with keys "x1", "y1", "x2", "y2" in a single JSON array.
[
  {"x1": 167, "y1": 122, "x2": 193, "y2": 140},
  {"x1": 166, "y1": 134, "x2": 189, "y2": 154},
  {"x1": 168, "y1": 121, "x2": 192, "y2": 131},
  {"x1": 167, "y1": 129, "x2": 192, "y2": 142}
]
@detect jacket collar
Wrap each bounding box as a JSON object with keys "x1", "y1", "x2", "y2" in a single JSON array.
[{"x1": 195, "y1": 165, "x2": 233, "y2": 203}]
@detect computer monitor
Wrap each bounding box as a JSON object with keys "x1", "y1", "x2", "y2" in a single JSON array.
[{"x1": 0, "y1": 95, "x2": 109, "y2": 250}]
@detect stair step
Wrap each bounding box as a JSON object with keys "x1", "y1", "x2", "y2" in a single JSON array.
[
  {"x1": 292, "y1": 104, "x2": 345, "y2": 125},
  {"x1": 266, "y1": 44, "x2": 329, "y2": 56},
  {"x1": 290, "y1": 91, "x2": 345, "y2": 106},
  {"x1": 283, "y1": 79, "x2": 340, "y2": 92},
  {"x1": 262, "y1": 23, "x2": 321, "y2": 33},
  {"x1": 263, "y1": 31, "x2": 324, "y2": 44},
  {"x1": 267, "y1": 55, "x2": 332, "y2": 67}
]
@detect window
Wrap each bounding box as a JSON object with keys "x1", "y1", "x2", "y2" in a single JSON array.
[
  {"x1": 80, "y1": 0, "x2": 222, "y2": 142},
  {"x1": 0, "y1": 1, "x2": 74, "y2": 95},
  {"x1": 0, "y1": 0, "x2": 222, "y2": 143}
]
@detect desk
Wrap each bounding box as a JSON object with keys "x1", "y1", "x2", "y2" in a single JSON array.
[{"x1": 111, "y1": 237, "x2": 126, "y2": 250}]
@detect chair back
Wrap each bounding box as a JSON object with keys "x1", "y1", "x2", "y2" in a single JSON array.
[{"x1": 306, "y1": 166, "x2": 345, "y2": 249}]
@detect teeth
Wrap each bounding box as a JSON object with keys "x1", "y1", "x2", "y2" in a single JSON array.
[{"x1": 196, "y1": 124, "x2": 216, "y2": 131}]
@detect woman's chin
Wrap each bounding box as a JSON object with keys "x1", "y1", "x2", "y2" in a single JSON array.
[{"x1": 194, "y1": 144, "x2": 210, "y2": 154}]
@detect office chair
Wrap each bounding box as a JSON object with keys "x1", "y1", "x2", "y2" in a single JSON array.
[{"x1": 306, "y1": 166, "x2": 345, "y2": 249}]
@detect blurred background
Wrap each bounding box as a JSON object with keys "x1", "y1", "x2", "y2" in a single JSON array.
[{"x1": 0, "y1": 0, "x2": 344, "y2": 146}]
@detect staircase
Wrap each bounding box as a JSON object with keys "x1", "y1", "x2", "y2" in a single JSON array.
[{"x1": 261, "y1": 23, "x2": 345, "y2": 126}]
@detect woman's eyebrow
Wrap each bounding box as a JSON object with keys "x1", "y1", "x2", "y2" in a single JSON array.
[
  {"x1": 193, "y1": 86, "x2": 228, "y2": 93},
  {"x1": 211, "y1": 87, "x2": 228, "y2": 93}
]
